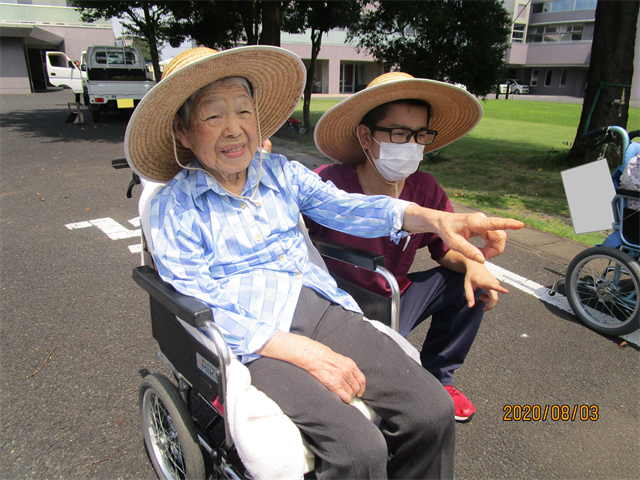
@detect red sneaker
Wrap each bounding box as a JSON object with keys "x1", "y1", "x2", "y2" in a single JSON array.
[{"x1": 444, "y1": 386, "x2": 475, "y2": 422}]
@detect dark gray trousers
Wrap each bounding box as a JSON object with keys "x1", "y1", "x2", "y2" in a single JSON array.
[
  {"x1": 400, "y1": 267, "x2": 485, "y2": 385},
  {"x1": 248, "y1": 287, "x2": 455, "y2": 479}
]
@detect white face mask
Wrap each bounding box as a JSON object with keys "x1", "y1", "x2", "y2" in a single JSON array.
[{"x1": 370, "y1": 138, "x2": 424, "y2": 183}]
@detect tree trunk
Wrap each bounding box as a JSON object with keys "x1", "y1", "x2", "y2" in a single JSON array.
[
  {"x1": 303, "y1": 29, "x2": 322, "y2": 129},
  {"x1": 260, "y1": 1, "x2": 281, "y2": 46},
  {"x1": 142, "y1": 5, "x2": 162, "y2": 82},
  {"x1": 568, "y1": 0, "x2": 639, "y2": 162}
]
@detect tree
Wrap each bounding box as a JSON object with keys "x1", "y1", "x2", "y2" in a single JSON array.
[
  {"x1": 131, "y1": 37, "x2": 152, "y2": 63},
  {"x1": 72, "y1": 1, "x2": 176, "y2": 81},
  {"x1": 568, "y1": 0, "x2": 639, "y2": 162},
  {"x1": 282, "y1": 1, "x2": 364, "y2": 129},
  {"x1": 347, "y1": 0, "x2": 511, "y2": 97}
]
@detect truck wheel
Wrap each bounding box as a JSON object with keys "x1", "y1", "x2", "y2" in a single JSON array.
[{"x1": 90, "y1": 106, "x2": 100, "y2": 123}]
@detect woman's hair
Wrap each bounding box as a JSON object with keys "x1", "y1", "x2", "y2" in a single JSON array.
[
  {"x1": 360, "y1": 99, "x2": 432, "y2": 129},
  {"x1": 176, "y1": 76, "x2": 254, "y2": 130}
]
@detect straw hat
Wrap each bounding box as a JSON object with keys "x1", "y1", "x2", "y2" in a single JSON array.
[
  {"x1": 125, "y1": 46, "x2": 306, "y2": 182},
  {"x1": 314, "y1": 72, "x2": 482, "y2": 163}
]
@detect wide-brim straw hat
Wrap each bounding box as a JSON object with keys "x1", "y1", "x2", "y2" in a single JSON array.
[
  {"x1": 125, "y1": 46, "x2": 306, "y2": 182},
  {"x1": 314, "y1": 72, "x2": 482, "y2": 163}
]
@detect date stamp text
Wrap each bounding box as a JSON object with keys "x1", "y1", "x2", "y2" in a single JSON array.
[{"x1": 503, "y1": 404, "x2": 599, "y2": 422}]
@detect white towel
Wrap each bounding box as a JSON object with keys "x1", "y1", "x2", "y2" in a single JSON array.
[{"x1": 226, "y1": 357, "x2": 306, "y2": 480}]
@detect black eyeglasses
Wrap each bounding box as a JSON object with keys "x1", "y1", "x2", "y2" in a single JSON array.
[{"x1": 371, "y1": 126, "x2": 438, "y2": 145}]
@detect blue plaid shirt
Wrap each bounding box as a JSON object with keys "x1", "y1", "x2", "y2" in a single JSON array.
[{"x1": 151, "y1": 153, "x2": 411, "y2": 362}]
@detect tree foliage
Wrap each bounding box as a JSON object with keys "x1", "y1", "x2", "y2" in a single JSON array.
[
  {"x1": 347, "y1": 0, "x2": 511, "y2": 97},
  {"x1": 72, "y1": 1, "x2": 175, "y2": 81},
  {"x1": 568, "y1": 0, "x2": 639, "y2": 162},
  {"x1": 281, "y1": 1, "x2": 363, "y2": 128}
]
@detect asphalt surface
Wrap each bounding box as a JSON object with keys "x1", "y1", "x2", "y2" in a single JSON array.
[{"x1": 1, "y1": 90, "x2": 638, "y2": 480}]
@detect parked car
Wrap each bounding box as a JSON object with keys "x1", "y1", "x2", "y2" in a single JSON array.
[
  {"x1": 44, "y1": 51, "x2": 83, "y2": 97},
  {"x1": 499, "y1": 79, "x2": 529, "y2": 95}
]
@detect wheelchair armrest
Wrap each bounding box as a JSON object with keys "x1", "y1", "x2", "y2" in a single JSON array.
[
  {"x1": 132, "y1": 265, "x2": 213, "y2": 328},
  {"x1": 616, "y1": 188, "x2": 640, "y2": 199},
  {"x1": 309, "y1": 236, "x2": 385, "y2": 270}
]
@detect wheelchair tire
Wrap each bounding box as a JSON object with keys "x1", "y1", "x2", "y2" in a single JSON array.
[
  {"x1": 139, "y1": 374, "x2": 205, "y2": 480},
  {"x1": 566, "y1": 246, "x2": 640, "y2": 336}
]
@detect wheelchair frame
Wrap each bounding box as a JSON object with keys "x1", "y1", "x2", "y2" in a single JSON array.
[{"x1": 550, "y1": 126, "x2": 640, "y2": 336}]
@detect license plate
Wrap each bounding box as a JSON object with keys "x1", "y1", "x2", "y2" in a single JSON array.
[{"x1": 117, "y1": 99, "x2": 134, "y2": 108}]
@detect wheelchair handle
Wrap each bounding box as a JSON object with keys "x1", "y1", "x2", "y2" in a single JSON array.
[{"x1": 579, "y1": 126, "x2": 630, "y2": 155}]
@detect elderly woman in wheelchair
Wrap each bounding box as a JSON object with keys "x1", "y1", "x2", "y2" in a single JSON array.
[{"x1": 125, "y1": 46, "x2": 523, "y2": 479}]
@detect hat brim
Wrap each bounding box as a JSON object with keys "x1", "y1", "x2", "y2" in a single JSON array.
[
  {"x1": 125, "y1": 46, "x2": 306, "y2": 182},
  {"x1": 314, "y1": 79, "x2": 482, "y2": 163}
]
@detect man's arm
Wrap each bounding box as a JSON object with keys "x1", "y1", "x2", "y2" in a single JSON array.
[
  {"x1": 257, "y1": 331, "x2": 366, "y2": 403},
  {"x1": 402, "y1": 205, "x2": 524, "y2": 264}
]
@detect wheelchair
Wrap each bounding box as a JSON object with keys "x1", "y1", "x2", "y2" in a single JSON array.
[
  {"x1": 112, "y1": 167, "x2": 408, "y2": 480},
  {"x1": 551, "y1": 126, "x2": 640, "y2": 337}
]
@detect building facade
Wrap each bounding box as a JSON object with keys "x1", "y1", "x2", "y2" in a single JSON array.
[
  {"x1": 0, "y1": 0, "x2": 114, "y2": 94},
  {"x1": 503, "y1": 0, "x2": 639, "y2": 100},
  {"x1": 281, "y1": 28, "x2": 384, "y2": 95}
]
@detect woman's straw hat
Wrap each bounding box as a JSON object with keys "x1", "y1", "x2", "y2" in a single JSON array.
[
  {"x1": 125, "y1": 46, "x2": 306, "y2": 182},
  {"x1": 314, "y1": 72, "x2": 482, "y2": 163}
]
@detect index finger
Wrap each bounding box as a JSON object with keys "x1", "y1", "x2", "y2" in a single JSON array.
[{"x1": 473, "y1": 217, "x2": 525, "y2": 232}]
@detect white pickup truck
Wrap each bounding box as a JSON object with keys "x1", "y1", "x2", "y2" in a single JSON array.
[{"x1": 79, "y1": 45, "x2": 155, "y2": 122}]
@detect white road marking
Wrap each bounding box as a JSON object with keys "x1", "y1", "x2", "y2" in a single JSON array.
[
  {"x1": 486, "y1": 261, "x2": 640, "y2": 346},
  {"x1": 128, "y1": 217, "x2": 141, "y2": 227},
  {"x1": 128, "y1": 244, "x2": 142, "y2": 253},
  {"x1": 65, "y1": 221, "x2": 92, "y2": 230},
  {"x1": 89, "y1": 217, "x2": 140, "y2": 240}
]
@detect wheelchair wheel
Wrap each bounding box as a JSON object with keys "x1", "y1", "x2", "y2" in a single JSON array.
[
  {"x1": 566, "y1": 246, "x2": 640, "y2": 336},
  {"x1": 139, "y1": 374, "x2": 205, "y2": 480}
]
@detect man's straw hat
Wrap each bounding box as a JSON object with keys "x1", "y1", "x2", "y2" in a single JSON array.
[
  {"x1": 125, "y1": 46, "x2": 306, "y2": 182},
  {"x1": 314, "y1": 72, "x2": 482, "y2": 163}
]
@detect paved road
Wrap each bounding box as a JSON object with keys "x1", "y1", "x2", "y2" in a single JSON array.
[{"x1": 1, "y1": 91, "x2": 638, "y2": 480}]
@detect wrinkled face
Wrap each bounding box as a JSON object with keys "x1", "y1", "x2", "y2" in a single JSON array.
[
  {"x1": 358, "y1": 103, "x2": 429, "y2": 159},
  {"x1": 175, "y1": 82, "x2": 259, "y2": 178}
]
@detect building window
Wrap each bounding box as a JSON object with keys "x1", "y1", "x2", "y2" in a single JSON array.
[
  {"x1": 532, "y1": 0, "x2": 597, "y2": 14},
  {"x1": 559, "y1": 69, "x2": 568, "y2": 87},
  {"x1": 527, "y1": 23, "x2": 585, "y2": 43},
  {"x1": 560, "y1": 24, "x2": 583, "y2": 41},
  {"x1": 544, "y1": 69, "x2": 553, "y2": 87},
  {"x1": 512, "y1": 23, "x2": 526, "y2": 43},
  {"x1": 531, "y1": 69, "x2": 539, "y2": 87},
  {"x1": 340, "y1": 63, "x2": 365, "y2": 94}
]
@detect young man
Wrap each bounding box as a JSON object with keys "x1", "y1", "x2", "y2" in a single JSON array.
[{"x1": 307, "y1": 72, "x2": 509, "y2": 422}]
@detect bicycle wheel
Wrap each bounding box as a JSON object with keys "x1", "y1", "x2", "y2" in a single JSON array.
[
  {"x1": 566, "y1": 246, "x2": 640, "y2": 336},
  {"x1": 139, "y1": 374, "x2": 205, "y2": 480}
]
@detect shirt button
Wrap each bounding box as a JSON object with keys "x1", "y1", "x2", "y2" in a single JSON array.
[
  {"x1": 279, "y1": 254, "x2": 285, "y2": 261},
  {"x1": 296, "y1": 272, "x2": 302, "y2": 279},
  {"x1": 240, "y1": 202, "x2": 246, "y2": 209},
  {"x1": 255, "y1": 234, "x2": 262, "y2": 242}
]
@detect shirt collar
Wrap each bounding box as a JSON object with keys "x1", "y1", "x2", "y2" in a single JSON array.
[{"x1": 186, "y1": 152, "x2": 280, "y2": 201}]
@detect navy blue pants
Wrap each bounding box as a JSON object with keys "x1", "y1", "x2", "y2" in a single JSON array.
[{"x1": 399, "y1": 267, "x2": 485, "y2": 386}]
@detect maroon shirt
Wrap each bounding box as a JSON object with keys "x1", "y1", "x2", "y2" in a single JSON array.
[{"x1": 306, "y1": 163, "x2": 453, "y2": 297}]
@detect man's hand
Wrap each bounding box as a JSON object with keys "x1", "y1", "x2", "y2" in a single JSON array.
[
  {"x1": 257, "y1": 331, "x2": 366, "y2": 403},
  {"x1": 403, "y1": 206, "x2": 524, "y2": 263},
  {"x1": 438, "y1": 250, "x2": 507, "y2": 312},
  {"x1": 463, "y1": 261, "x2": 506, "y2": 311}
]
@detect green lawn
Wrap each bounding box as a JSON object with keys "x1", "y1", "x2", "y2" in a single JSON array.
[{"x1": 272, "y1": 98, "x2": 640, "y2": 245}]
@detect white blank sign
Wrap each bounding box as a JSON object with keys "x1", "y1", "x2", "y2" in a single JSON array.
[{"x1": 561, "y1": 159, "x2": 616, "y2": 234}]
